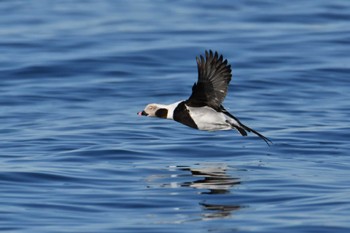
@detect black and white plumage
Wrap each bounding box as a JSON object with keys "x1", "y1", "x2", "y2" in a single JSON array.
[{"x1": 138, "y1": 50, "x2": 271, "y2": 145}]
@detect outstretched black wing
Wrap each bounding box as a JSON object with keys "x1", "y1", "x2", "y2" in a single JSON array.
[{"x1": 186, "y1": 50, "x2": 232, "y2": 111}]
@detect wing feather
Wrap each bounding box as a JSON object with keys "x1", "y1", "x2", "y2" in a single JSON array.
[{"x1": 186, "y1": 50, "x2": 232, "y2": 110}]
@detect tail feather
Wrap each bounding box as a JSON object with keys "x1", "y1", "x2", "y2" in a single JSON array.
[
  {"x1": 221, "y1": 106, "x2": 272, "y2": 146},
  {"x1": 227, "y1": 120, "x2": 272, "y2": 146},
  {"x1": 240, "y1": 124, "x2": 272, "y2": 146}
]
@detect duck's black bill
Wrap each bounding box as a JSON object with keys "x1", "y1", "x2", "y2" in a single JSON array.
[{"x1": 137, "y1": 111, "x2": 148, "y2": 116}]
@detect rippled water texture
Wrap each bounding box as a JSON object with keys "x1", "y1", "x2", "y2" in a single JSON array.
[{"x1": 1, "y1": 1, "x2": 350, "y2": 232}]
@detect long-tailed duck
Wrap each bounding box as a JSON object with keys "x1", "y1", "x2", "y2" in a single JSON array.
[{"x1": 138, "y1": 50, "x2": 271, "y2": 145}]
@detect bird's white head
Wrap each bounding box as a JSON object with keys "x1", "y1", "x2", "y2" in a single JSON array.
[{"x1": 138, "y1": 103, "x2": 169, "y2": 119}]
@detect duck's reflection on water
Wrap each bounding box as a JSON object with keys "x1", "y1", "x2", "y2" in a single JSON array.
[
  {"x1": 178, "y1": 165, "x2": 240, "y2": 194},
  {"x1": 149, "y1": 163, "x2": 242, "y2": 220},
  {"x1": 179, "y1": 165, "x2": 241, "y2": 219},
  {"x1": 200, "y1": 202, "x2": 241, "y2": 219}
]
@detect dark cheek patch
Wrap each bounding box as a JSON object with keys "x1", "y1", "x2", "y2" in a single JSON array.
[{"x1": 155, "y1": 108, "x2": 168, "y2": 118}]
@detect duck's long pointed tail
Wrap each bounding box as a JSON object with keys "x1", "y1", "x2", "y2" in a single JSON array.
[
  {"x1": 222, "y1": 107, "x2": 272, "y2": 146},
  {"x1": 237, "y1": 123, "x2": 272, "y2": 146}
]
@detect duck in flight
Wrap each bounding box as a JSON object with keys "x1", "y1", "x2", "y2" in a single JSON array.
[{"x1": 138, "y1": 50, "x2": 271, "y2": 145}]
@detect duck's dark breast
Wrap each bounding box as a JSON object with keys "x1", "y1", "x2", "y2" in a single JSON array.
[{"x1": 173, "y1": 101, "x2": 198, "y2": 129}]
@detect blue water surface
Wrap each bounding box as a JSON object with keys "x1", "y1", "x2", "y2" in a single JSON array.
[{"x1": 1, "y1": 1, "x2": 350, "y2": 232}]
